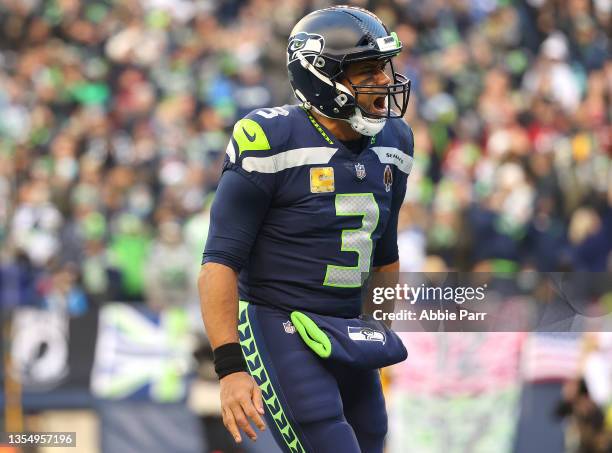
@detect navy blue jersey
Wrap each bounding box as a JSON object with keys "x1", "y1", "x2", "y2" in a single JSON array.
[{"x1": 203, "y1": 105, "x2": 413, "y2": 317}]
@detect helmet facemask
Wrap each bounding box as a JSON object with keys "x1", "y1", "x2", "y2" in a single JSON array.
[
  {"x1": 335, "y1": 58, "x2": 411, "y2": 136},
  {"x1": 344, "y1": 59, "x2": 411, "y2": 119}
]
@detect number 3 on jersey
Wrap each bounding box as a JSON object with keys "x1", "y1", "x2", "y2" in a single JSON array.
[{"x1": 324, "y1": 193, "x2": 380, "y2": 288}]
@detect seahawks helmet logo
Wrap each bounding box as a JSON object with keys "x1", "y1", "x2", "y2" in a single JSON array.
[
  {"x1": 288, "y1": 32, "x2": 325, "y2": 64},
  {"x1": 348, "y1": 326, "x2": 386, "y2": 344}
]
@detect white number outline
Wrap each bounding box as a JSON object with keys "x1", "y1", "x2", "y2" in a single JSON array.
[{"x1": 256, "y1": 107, "x2": 290, "y2": 119}]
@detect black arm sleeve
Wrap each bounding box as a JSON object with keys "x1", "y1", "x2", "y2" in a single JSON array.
[{"x1": 202, "y1": 169, "x2": 272, "y2": 271}]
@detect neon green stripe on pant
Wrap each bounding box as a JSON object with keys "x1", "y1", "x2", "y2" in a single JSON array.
[{"x1": 238, "y1": 301, "x2": 306, "y2": 453}]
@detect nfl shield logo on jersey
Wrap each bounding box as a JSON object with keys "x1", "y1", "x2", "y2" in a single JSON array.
[
  {"x1": 283, "y1": 320, "x2": 296, "y2": 334},
  {"x1": 354, "y1": 163, "x2": 366, "y2": 180}
]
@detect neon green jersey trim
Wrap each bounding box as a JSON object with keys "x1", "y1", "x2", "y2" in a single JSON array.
[
  {"x1": 300, "y1": 106, "x2": 334, "y2": 145},
  {"x1": 290, "y1": 311, "x2": 332, "y2": 359},
  {"x1": 233, "y1": 119, "x2": 271, "y2": 155}
]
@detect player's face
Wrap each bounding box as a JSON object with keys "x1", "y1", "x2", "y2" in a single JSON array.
[{"x1": 341, "y1": 59, "x2": 394, "y2": 116}]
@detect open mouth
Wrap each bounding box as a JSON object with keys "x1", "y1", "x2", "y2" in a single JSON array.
[{"x1": 372, "y1": 96, "x2": 387, "y2": 113}]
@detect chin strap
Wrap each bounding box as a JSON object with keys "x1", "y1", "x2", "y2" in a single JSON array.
[
  {"x1": 305, "y1": 103, "x2": 386, "y2": 138},
  {"x1": 346, "y1": 108, "x2": 387, "y2": 136}
]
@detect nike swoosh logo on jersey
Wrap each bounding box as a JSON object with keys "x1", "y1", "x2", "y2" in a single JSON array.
[{"x1": 243, "y1": 126, "x2": 257, "y2": 142}]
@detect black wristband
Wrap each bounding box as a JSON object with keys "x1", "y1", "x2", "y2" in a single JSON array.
[{"x1": 213, "y1": 342, "x2": 248, "y2": 379}]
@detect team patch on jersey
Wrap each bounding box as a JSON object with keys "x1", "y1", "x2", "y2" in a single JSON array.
[
  {"x1": 383, "y1": 164, "x2": 393, "y2": 192},
  {"x1": 232, "y1": 119, "x2": 271, "y2": 155},
  {"x1": 310, "y1": 167, "x2": 335, "y2": 193},
  {"x1": 347, "y1": 326, "x2": 386, "y2": 345}
]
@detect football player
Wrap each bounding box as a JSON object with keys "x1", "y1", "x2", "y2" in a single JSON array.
[{"x1": 199, "y1": 6, "x2": 413, "y2": 453}]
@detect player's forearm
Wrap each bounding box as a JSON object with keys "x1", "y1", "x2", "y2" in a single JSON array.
[
  {"x1": 366, "y1": 260, "x2": 400, "y2": 328},
  {"x1": 198, "y1": 262, "x2": 240, "y2": 348},
  {"x1": 373, "y1": 260, "x2": 400, "y2": 274}
]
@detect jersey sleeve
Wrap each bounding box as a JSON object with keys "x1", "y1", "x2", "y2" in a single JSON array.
[
  {"x1": 222, "y1": 108, "x2": 292, "y2": 197},
  {"x1": 202, "y1": 169, "x2": 272, "y2": 271},
  {"x1": 203, "y1": 108, "x2": 292, "y2": 270},
  {"x1": 372, "y1": 121, "x2": 414, "y2": 267}
]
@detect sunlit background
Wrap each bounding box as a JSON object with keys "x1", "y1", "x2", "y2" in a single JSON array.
[{"x1": 0, "y1": 0, "x2": 610, "y2": 452}]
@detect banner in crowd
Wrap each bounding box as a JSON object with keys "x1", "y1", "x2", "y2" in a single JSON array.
[
  {"x1": 1, "y1": 302, "x2": 194, "y2": 409},
  {"x1": 391, "y1": 332, "x2": 524, "y2": 395},
  {"x1": 1, "y1": 306, "x2": 98, "y2": 408},
  {"x1": 388, "y1": 388, "x2": 520, "y2": 453},
  {"x1": 90, "y1": 303, "x2": 194, "y2": 402},
  {"x1": 387, "y1": 333, "x2": 524, "y2": 453},
  {"x1": 521, "y1": 332, "x2": 582, "y2": 382}
]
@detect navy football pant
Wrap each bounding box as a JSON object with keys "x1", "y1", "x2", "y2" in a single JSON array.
[{"x1": 238, "y1": 301, "x2": 387, "y2": 453}]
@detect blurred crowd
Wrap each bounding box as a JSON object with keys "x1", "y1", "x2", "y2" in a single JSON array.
[
  {"x1": 0, "y1": 0, "x2": 609, "y2": 309},
  {"x1": 0, "y1": 0, "x2": 610, "y2": 303},
  {"x1": 390, "y1": 0, "x2": 611, "y2": 273},
  {"x1": 0, "y1": 0, "x2": 610, "y2": 451}
]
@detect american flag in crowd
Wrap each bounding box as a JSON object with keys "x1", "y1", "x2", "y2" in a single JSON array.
[{"x1": 521, "y1": 332, "x2": 583, "y2": 382}]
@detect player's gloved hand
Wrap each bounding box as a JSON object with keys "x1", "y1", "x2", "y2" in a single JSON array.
[{"x1": 220, "y1": 371, "x2": 266, "y2": 443}]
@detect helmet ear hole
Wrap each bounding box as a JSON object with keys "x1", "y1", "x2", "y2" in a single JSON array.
[{"x1": 315, "y1": 57, "x2": 325, "y2": 68}]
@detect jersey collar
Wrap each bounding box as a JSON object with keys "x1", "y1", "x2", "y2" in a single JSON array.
[{"x1": 299, "y1": 106, "x2": 378, "y2": 159}]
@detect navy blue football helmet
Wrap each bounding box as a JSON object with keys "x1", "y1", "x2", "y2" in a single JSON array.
[{"x1": 287, "y1": 6, "x2": 411, "y2": 136}]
